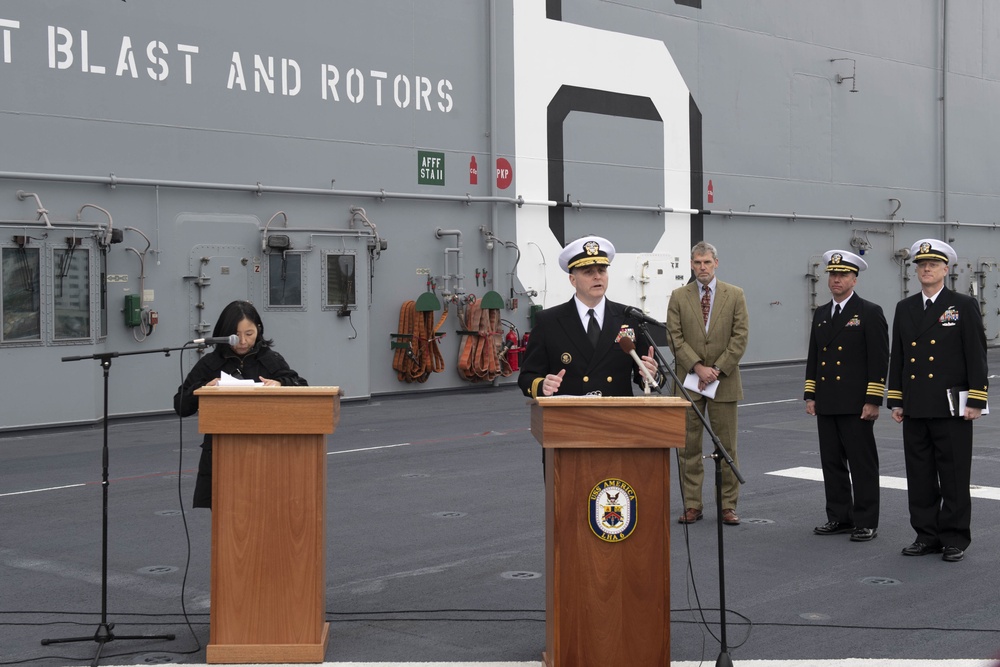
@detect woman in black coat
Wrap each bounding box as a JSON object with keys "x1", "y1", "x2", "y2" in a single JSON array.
[{"x1": 173, "y1": 300, "x2": 307, "y2": 508}]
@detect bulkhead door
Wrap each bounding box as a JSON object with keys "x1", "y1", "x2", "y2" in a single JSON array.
[{"x1": 186, "y1": 243, "x2": 257, "y2": 345}]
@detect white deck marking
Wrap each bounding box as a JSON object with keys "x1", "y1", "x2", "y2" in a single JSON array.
[
  {"x1": 328, "y1": 442, "x2": 413, "y2": 455},
  {"x1": 740, "y1": 398, "x2": 801, "y2": 407},
  {"x1": 768, "y1": 466, "x2": 1000, "y2": 500},
  {"x1": 0, "y1": 483, "x2": 86, "y2": 497}
]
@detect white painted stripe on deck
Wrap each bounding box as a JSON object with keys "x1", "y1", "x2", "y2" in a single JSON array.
[
  {"x1": 768, "y1": 466, "x2": 1000, "y2": 500},
  {"x1": 740, "y1": 398, "x2": 801, "y2": 407},
  {"x1": 0, "y1": 483, "x2": 86, "y2": 497},
  {"x1": 328, "y1": 442, "x2": 413, "y2": 455}
]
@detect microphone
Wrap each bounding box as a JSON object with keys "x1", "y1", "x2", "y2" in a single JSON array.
[
  {"x1": 619, "y1": 337, "x2": 659, "y2": 390},
  {"x1": 189, "y1": 334, "x2": 239, "y2": 346},
  {"x1": 623, "y1": 305, "x2": 666, "y2": 328}
]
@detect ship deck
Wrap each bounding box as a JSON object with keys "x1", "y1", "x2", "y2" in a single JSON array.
[{"x1": 3, "y1": 354, "x2": 1000, "y2": 667}]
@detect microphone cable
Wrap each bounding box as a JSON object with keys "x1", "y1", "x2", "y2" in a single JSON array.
[
  {"x1": 662, "y1": 315, "x2": 754, "y2": 661},
  {"x1": 0, "y1": 348, "x2": 206, "y2": 666},
  {"x1": 171, "y1": 346, "x2": 204, "y2": 655}
]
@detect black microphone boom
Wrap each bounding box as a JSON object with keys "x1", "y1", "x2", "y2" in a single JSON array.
[
  {"x1": 189, "y1": 334, "x2": 239, "y2": 346},
  {"x1": 623, "y1": 305, "x2": 666, "y2": 328}
]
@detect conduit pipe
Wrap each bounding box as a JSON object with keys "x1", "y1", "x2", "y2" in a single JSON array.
[
  {"x1": 4, "y1": 170, "x2": 1000, "y2": 229},
  {"x1": 435, "y1": 228, "x2": 465, "y2": 307}
]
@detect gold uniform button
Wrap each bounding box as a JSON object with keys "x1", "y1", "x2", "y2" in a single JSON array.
[
  {"x1": 929, "y1": 356, "x2": 934, "y2": 361},
  {"x1": 836, "y1": 361, "x2": 841, "y2": 366},
  {"x1": 910, "y1": 358, "x2": 915, "y2": 363},
  {"x1": 583, "y1": 376, "x2": 590, "y2": 383},
  {"x1": 930, "y1": 340, "x2": 936, "y2": 345},
  {"x1": 821, "y1": 377, "x2": 826, "y2": 381},
  {"x1": 821, "y1": 362, "x2": 826, "y2": 367},
  {"x1": 928, "y1": 374, "x2": 934, "y2": 379},
  {"x1": 836, "y1": 376, "x2": 841, "y2": 381},
  {"x1": 822, "y1": 347, "x2": 827, "y2": 352},
  {"x1": 910, "y1": 375, "x2": 916, "y2": 380},
  {"x1": 837, "y1": 346, "x2": 843, "y2": 351},
  {"x1": 911, "y1": 342, "x2": 917, "y2": 347},
  {"x1": 607, "y1": 376, "x2": 613, "y2": 383}
]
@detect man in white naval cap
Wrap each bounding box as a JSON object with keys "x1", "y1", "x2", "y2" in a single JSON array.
[
  {"x1": 805, "y1": 249, "x2": 889, "y2": 543},
  {"x1": 517, "y1": 234, "x2": 659, "y2": 400},
  {"x1": 888, "y1": 239, "x2": 988, "y2": 562}
]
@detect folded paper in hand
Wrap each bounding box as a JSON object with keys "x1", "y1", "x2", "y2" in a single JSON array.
[
  {"x1": 683, "y1": 372, "x2": 719, "y2": 399},
  {"x1": 218, "y1": 370, "x2": 263, "y2": 387},
  {"x1": 946, "y1": 387, "x2": 989, "y2": 416}
]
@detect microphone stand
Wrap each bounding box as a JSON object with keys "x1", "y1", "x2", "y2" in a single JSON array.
[
  {"x1": 43, "y1": 345, "x2": 199, "y2": 666},
  {"x1": 634, "y1": 321, "x2": 744, "y2": 667}
]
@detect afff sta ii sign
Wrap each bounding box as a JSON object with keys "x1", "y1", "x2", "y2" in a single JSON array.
[{"x1": 418, "y1": 151, "x2": 445, "y2": 186}]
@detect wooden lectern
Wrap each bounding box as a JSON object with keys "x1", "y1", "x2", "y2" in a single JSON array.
[
  {"x1": 195, "y1": 386, "x2": 341, "y2": 664},
  {"x1": 531, "y1": 396, "x2": 688, "y2": 667}
]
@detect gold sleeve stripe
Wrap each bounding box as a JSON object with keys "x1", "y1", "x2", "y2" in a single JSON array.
[
  {"x1": 887, "y1": 390, "x2": 903, "y2": 400},
  {"x1": 968, "y1": 390, "x2": 989, "y2": 400},
  {"x1": 530, "y1": 377, "x2": 544, "y2": 399},
  {"x1": 866, "y1": 383, "x2": 886, "y2": 393},
  {"x1": 804, "y1": 380, "x2": 816, "y2": 392}
]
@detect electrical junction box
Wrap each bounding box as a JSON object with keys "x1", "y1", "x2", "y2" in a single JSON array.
[{"x1": 124, "y1": 294, "x2": 141, "y2": 327}]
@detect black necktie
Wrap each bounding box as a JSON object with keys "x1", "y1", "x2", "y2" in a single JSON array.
[
  {"x1": 587, "y1": 309, "x2": 601, "y2": 348},
  {"x1": 832, "y1": 303, "x2": 842, "y2": 323},
  {"x1": 925, "y1": 298, "x2": 932, "y2": 311}
]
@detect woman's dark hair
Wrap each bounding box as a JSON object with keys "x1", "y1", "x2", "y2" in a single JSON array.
[{"x1": 212, "y1": 300, "x2": 273, "y2": 349}]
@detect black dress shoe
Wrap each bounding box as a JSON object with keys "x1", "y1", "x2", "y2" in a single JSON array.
[
  {"x1": 850, "y1": 527, "x2": 877, "y2": 542},
  {"x1": 901, "y1": 541, "x2": 944, "y2": 557},
  {"x1": 942, "y1": 546, "x2": 965, "y2": 562},
  {"x1": 813, "y1": 521, "x2": 854, "y2": 535}
]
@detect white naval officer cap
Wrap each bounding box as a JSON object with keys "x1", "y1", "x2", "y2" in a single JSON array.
[
  {"x1": 822, "y1": 249, "x2": 867, "y2": 274},
  {"x1": 910, "y1": 238, "x2": 957, "y2": 265},
  {"x1": 558, "y1": 235, "x2": 615, "y2": 273}
]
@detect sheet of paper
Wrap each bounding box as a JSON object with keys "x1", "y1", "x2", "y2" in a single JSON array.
[
  {"x1": 218, "y1": 370, "x2": 262, "y2": 386},
  {"x1": 683, "y1": 372, "x2": 718, "y2": 399}
]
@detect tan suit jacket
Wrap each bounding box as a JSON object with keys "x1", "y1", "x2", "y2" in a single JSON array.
[{"x1": 666, "y1": 279, "x2": 749, "y2": 402}]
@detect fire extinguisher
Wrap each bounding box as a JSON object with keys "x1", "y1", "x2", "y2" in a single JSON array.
[
  {"x1": 504, "y1": 326, "x2": 522, "y2": 372},
  {"x1": 518, "y1": 330, "x2": 530, "y2": 369}
]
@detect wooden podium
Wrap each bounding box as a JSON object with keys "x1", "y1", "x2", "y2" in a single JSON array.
[
  {"x1": 195, "y1": 386, "x2": 341, "y2": 664},
  {"x1": 531, "y1": 396, "x2": 688, "y2": 667}
]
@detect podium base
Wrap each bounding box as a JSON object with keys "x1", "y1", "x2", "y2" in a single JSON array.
[
  {"x1": 207, "y1": 622, "x2": 329, "y2": 664},
  {"x1": 544, "y1": 648, "x2": 669, "y2": 667}
]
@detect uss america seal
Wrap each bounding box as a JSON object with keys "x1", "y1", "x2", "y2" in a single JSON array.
[{"x1": 588, "y1": 478, "x2": 637, "y2": 542}]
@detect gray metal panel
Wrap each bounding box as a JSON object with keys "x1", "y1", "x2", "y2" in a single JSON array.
[{"x1": 3, "y1": 0, "x2": 1000, "y2": 429}]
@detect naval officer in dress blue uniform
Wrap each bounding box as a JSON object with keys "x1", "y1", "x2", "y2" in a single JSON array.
[
  {"x1": 888, "y1": 239, "x2": 988, "y2": 563},
  {"x1": 804, "y1": 250, "x2": 889, "y2": 542},
  {"x1": 517, "y1": 235, "x2": 658, "y2": 399}
]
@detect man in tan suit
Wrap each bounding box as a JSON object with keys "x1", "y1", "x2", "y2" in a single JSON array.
[{"x1": 667, "y1": 241, "x2": 750, "y2": 525}]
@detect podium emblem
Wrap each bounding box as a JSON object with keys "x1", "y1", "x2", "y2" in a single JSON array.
[{"x1": 588, "y1": 478, "x2": 637, "y2": 542}]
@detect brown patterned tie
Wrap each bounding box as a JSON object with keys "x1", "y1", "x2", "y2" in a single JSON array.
[{"x1": 701, "y1": 285, "x2": 711, "y2": 325}]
